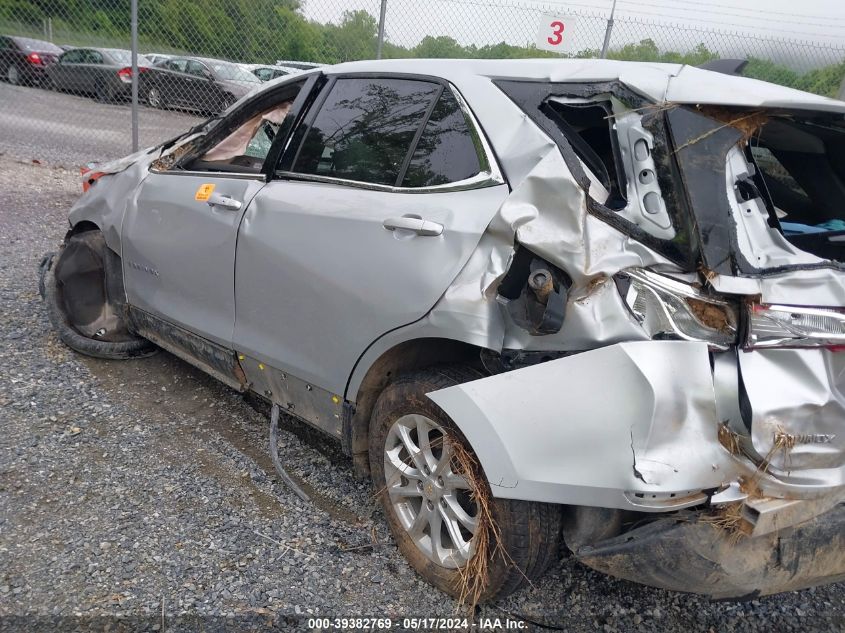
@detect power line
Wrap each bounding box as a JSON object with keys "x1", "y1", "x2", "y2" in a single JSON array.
[
  {"x1": 611, "y1": 5, "x2": 845, "y2": 38},
  {"x1": 636, "y1": 0, "x2": 845, "y2": 24},
  {"x1": 616, "y1": 0, "x2": 845, "y2": 31}
]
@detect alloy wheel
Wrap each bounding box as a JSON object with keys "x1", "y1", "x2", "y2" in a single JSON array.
[
  {"x1": 383, "y1": 414, "x2": 478, "y2": 569},
  {"x1": 147, "y1": 87, "x2": 162, "y2": 108}
]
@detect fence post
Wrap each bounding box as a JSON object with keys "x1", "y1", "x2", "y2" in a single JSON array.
[
  {"x1": 376, "y1": 0, "x2": 387, "y2": 59},
  {"x1": 130, "y1": 0, "x2": 139, "y2": 153},
  {"x1": 600, "y1": 0, "x2": 617, "y2": 59}
]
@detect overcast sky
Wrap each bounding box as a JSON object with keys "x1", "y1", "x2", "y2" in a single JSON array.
[{"x1": 303, "y1": 0, "x2": 845, "y2": 68}]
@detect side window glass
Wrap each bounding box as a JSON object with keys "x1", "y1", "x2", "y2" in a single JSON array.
[
  {"x1": 87, "y1": 50, "x2": 104, "y2": 64},
  {"x1": 293, "y1": 77, "x2": 440, "y2": 186},
  {"x1": 63, "y1": 50, "x2": 81, "y2": 64},
  {"x1": 190, "y1": 94, "x2": 299, "y2": 173},
  {"x1": 255, "y1": 68, "x2": 270, "y2": 82},
  {"x1": 168, "y1": 59, "x2": 187, "y2": 73},
  {"x1": 187, "y1": 60, "x2": 207, "y2": 77},
  {"x1": 0, "y1": 37, "x2": 10, "y2": 50},
  {"x1": 402, "y1": 89, "x2": 482, "y2": 187}
]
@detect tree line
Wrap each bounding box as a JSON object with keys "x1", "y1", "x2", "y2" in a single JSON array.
[{"x1": 2, "y1": 0, "x2": 843, "y2": 97}]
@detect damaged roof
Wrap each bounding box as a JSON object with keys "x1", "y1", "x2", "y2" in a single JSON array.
[{"x1": 326, "y1": 58, "x2": 845, "y2": 113}]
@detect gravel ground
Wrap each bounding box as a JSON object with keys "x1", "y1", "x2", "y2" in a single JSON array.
[{"x1": 0, "y1": 153, "x2": 843, "y2": 632}]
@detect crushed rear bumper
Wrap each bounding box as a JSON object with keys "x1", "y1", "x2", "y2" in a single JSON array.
[{"x1": 575, "y1": 503, "x2": 845, "y2": 599}]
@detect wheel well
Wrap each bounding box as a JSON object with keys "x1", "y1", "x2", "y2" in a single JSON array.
[
  {"x1": 346, "y1": 337, "x2": 486, "y2": 478},
  {"x1": 67, "y1": 220, "x2": 100, "y2": 239}
]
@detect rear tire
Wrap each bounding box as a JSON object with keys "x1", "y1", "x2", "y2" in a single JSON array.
[
  {"x1": 369, "y1": 366, "x2": 562, "y2": 602},
  {"x1": 42, "y1": 231, "x2": 156, "y2": 360},
  {"x1": 146, "y1": 86, "x2": 165, "y2": 109},
  {"x1": 7, "y1": 64, "x2": 20, "y2": 85}
]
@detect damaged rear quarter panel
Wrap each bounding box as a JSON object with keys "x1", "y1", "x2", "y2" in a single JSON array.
[{"x1": 427, "y1": 340, "x2": 741, "y2": 510}]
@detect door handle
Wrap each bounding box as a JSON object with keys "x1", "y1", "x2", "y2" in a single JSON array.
[
  {"x1": 383, "y1": 216, "x2": 443, "y2": 237},
  {"x1": 206, "y1": 192, "x2": 242, "y2": 211}
]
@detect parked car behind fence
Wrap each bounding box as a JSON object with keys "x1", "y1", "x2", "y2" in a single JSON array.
[
  {"x1": 47, "y1": 47, "x2": 151, "y2": 103},
  {"x1": 142, "y1": 56, "x2": 261, "y2": 114},
  {"x1": 0, "y1": 34, "x2": 63, "y2": 86}
]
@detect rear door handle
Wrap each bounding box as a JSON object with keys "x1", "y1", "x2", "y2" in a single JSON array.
[
  {"x1": 206, "y1": 192, "x2": 242, "y2": 211},
  {"x1": 383, "y1": 216, "x2": 443, "y2": 236}
]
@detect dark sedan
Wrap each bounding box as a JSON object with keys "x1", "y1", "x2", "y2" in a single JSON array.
[
  {"x1": 142, "y1": 56, "x2": 260, "y2": 114},
  {"x1": 47, "y1": 47, "x2": 151, "y2": 102},
  {"x1": 0, "y1": 35, "x2": 63, "y2": 85}
]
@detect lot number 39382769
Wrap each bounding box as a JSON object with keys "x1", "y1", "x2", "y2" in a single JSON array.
[{"x1": 536, "y1": 13, "x2": 579, "y2": 54}]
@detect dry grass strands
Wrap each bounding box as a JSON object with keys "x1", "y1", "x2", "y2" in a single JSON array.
[
  {"x1": 447, "y1": 436, "x2": 496, "y2": 611},
  {"x1": 673, "y1": 108, "x2": 771, "y2": 154},
  {"x1": 701, "y1": 502, "x2": 748, "y2": 544},
  {"x1": 758, "y1": 427, "x2": 797, "y2": 475},
  {"x1": 717, "y1": 423, "x2": 742, "y2": 456}
]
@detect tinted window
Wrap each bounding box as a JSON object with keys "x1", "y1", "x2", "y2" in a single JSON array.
[
  {"x1": 61, "y1": 49, "x2": 83, "y2": 64},
  {"x1": 84, "y1": 50, "x2": 104, "y2": 64},
  {"x1": 294, "y1": 77, "x2": 440, "y2": 186},
  {"x1": 402, "y1": 89, "x2": 482, "y2": 187},
  {"x1": 165, "y1": 58, "x2": 187, "y2": 72},
  {"x1": 201, "y1": 59, "x2": 260, "y2": 83},
  {"x1": 186, "y1": 60, "x2": 208, "y2": 77}
]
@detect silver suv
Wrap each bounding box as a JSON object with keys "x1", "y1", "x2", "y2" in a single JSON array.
[{"x1": 41, "y1": 59, "x2": 845, "y2": 601}]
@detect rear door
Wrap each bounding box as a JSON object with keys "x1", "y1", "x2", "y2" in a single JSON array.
[
  {"x1": 77, "y1": 49, "x2": 104, "y2": 93},
  {"x1": 185, "y1": 59, "x2": 219, "y2": 111},
  {"x1": 157, "y1": 58, "x2": 189, "y2": 106},
  {"x1": 232, "y1": 74, "x2": 509, "y2": 395},
  {"x1": 54, "y1": 48, "x2": 83, "y2": 90}
]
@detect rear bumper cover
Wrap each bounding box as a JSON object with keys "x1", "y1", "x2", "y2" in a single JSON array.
[
  {"x1": 427, "y1": 341, "x2": 844, "y2": 510},
  {"x1": 576, "y1": 503, "x2": 845, "y2": 599}
]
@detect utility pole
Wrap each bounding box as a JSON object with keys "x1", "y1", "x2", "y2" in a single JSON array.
[
  {"x1": 130, "y1": 0, "x2": 139, "y2": 152},
  {"x1": 376, "y1": 0, "x2": 387, "y2": 59},
  {"x1": 600, "y1": 0, "x2": 617, "y2": 59}
]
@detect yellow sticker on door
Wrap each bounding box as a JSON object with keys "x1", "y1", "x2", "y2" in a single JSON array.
[{"x1": 195, "y1": 183, "x2": 215, "y2": 201}]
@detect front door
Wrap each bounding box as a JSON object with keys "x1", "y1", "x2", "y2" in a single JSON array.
[
  {"x1": 232, "y1": 75, "x2": 508, "y2": 395},
  {"x1": 122, "y1": 171, "x2": 264, "y2": 346},
  {"x1": 121, "y1": 76, "x2": 309, "y2": 347}
]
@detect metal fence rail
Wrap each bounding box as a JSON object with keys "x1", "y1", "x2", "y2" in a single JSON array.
[{"x1": 1, "y1": 0, "x2": 843, "y2": 164}]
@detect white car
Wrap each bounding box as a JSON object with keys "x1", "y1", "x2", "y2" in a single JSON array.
[{"x1": 41, "y1": 59, "x2": 845, "y2": 601}]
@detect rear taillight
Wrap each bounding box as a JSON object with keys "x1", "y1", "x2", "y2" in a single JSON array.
[
  {"x1": 117, "y1": 66, "x2": 147, "y2": 83},
  {"x1": 27, "y1": 52, "x2": 42, "y2": 65},
  {"x1": 746, "y1": 303, "x2": 845, "y2": 349}
]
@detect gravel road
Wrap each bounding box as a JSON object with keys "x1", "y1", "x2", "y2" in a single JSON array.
[
  {"x1": 0, "y1": 152, "x2": 843, "y2": 632},
  {"x1": 0, "y1": 82, "x2": 203, "y2": 167}
]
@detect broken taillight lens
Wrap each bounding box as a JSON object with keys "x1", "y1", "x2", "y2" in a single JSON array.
[
  {"x1": 623, "y1": 269, "x2": 738, "y2": 350},
  {"x1": 746, "y1": 303, "x2": 845, "y2": 349}
]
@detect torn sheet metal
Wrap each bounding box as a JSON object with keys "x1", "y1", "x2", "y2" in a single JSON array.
[
  {"x1": 666, "y1": 64, "x2": 845, "y2": 114},
  {"x1": 68, "y1": 133, "x2": 202, "y2": 254},
  {"x1": 427, "y1": 341, "x2": 742, "y2": 511}
]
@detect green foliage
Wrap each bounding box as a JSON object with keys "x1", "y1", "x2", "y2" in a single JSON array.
[{"x1": 1, "y1": 1, "x2": 843, "y2": 97}]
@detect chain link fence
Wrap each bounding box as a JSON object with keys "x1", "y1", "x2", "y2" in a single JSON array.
[{"x1": 1, "y1": 0, "x2": 844, "y2": 164}]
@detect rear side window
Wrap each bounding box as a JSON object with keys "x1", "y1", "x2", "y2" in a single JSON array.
[
  {"x1": 293, "y1": 77, "x2": 441, "y2": 186},
  {"x1": 401, "y1": 89, "x2": 481, "y2": 187}
]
